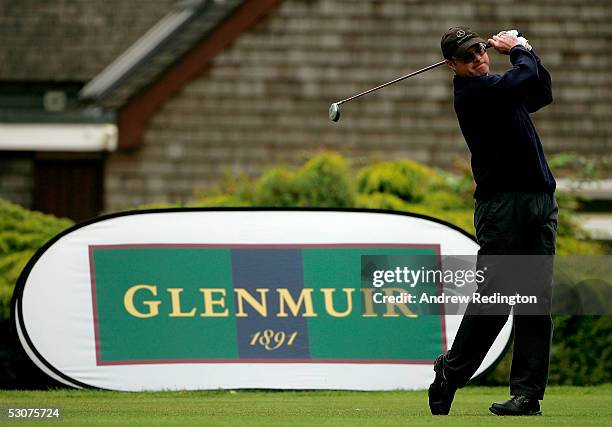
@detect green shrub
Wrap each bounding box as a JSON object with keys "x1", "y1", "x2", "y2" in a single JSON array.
[
  {"x1": 211, "y1": 169, "x2": 255, "y2": 203},
  {"x1": 404, "y1": 205, "x2": 475, "y2": 234},
  {"x1": 355, "y1": 192, "x2": 414, "y2": 211},
  {"x1": 0, "y1": 199, "x2": 73, "y2": 321},
  {"x1": 135, "y1": 202, "x2": 181, "y2": 210},
  {"x1": 549, "y1": 315, "x2": 612, "y2": 385},
  {"x1": 253, "y1": 167, "x2": 299, "y2": 207},
  {"x1": 191, "y1": 195, "x2": 251, "y2": 208},
  {"x1": 357, "y1": 160, "x2": 446, "y2": 203},
  {"x1": 423, "y1": 190, "x2": 471, "y2": 211},
  {"x1": 441, "y1": 159, "x2": 476, "y2": 201},
  {"x1": 556, "y1": 236, "x2": 606, "y2": 256},
  {"x1": 477, "y1": 315, "x2": 612, "y2": 387},
  {"x1": 294, "y1": 153, "x2": 355, "y2": 207},
  {"x1": 548, "y1": 152, "x2": 611, "y2": 182},
  {"x1": 356, "y1": 192, "x2": 475, "y2": 233},
  {"x1": 251, "y1": 153, "x2": 355, "y2": 208}
]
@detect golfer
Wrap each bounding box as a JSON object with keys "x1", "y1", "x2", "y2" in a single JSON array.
[{"x1": 428, "y1": 27, "x2": 558, "y2": 416}]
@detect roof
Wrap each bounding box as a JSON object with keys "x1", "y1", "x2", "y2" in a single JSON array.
[
  {"x1": 0, "y1": 0, "x2": 176, "y2": 81},
  {"x1": 0, "y1": 0, "x2": 274, "y2": 142},
  {"x1": 82, "y1": 0, "x2": 282, "y2": 149},
  {"x1": 80, "y1": 0, "x2": 246, "y2": 108}
]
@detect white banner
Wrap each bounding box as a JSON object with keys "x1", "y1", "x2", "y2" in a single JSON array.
[{"x1": 14, "y1": 209, "x2": 511, "y2": 391}]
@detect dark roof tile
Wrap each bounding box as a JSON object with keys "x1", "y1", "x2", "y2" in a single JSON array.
[{"x1": 0, "y1": 0, "x2": 176, "y2": 81}]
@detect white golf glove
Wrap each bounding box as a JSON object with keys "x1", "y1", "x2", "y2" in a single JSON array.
[{"x1": 498, "y1": 30, "x2": 532, "y2": 51}]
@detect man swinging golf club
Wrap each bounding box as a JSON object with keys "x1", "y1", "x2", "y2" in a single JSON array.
[{"x1": 428, "y1": 27, "x2": 558, "y2": 416}]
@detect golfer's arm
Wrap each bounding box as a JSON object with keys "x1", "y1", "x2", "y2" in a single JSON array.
[
  {"x1": 489, "y1": 46, "x2": 540, "y2": 98},
  {"x1": 524, "y1": 51, "x2": 553, "y2": 113}
]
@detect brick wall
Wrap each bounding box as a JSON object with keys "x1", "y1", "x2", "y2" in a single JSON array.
[
  {"x1": 105, "y1": 0, "x2": 612, "y2": 209},
  {"x1": 0, "y1": 154, "x2": 33, "y2": 208}
]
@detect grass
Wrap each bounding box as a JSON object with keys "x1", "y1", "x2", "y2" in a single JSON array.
[{"x1": 0, "y1": 385, "x2": 611, "y2": 426}]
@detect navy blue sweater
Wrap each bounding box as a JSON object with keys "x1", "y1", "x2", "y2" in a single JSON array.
[{"x1": 453, "y1": 45, "x2": 556, "y2": 200}]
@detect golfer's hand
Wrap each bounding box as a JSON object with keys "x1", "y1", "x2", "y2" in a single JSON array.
[{"x1": 487, "y1": 31, "x2": 521, "y2": 54}]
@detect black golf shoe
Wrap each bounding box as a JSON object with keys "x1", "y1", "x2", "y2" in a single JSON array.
[
  {"x1": 489, "y1": 395, "x2": 542, "y2": 416},
  {"x1": 428, "y1": 354, "x2": 457, "y2": 415}
]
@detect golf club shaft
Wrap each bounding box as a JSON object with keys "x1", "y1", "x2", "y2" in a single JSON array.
[
  {"x1": 335, "y1": 44, "x2": 494, "y2": 106},
  {"x1": 336, "y1": 59, "x2": 447, "y2": 105}
]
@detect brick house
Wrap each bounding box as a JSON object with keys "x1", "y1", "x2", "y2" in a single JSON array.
[
  {"x1": 1, "y1": 0, "x2": 611, "y2": 220},
  {"x1": 0, "y1": 0, "x2": 174, "y2": 220}
]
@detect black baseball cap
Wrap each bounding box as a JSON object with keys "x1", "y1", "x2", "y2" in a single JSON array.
[{"x1": 441, "y1": 27, "x2": 487, "y2": 59}]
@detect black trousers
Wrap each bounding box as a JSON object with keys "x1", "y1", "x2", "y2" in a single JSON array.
[{"x1": 444, "y1": 192, "x2": 558, "y2": 400}]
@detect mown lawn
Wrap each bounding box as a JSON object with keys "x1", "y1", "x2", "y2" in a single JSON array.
[{"x1": 1, "y1": 385, "x2": 611, "y2": 426}]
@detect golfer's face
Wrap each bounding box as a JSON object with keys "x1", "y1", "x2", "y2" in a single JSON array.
[{"x1": 449, "y1": 44, "x2": 489, "y2": 78}]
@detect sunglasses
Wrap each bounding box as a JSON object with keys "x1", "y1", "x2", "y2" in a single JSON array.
[{"x1": 454, "y1": 43, "x2": 487, "y2": 63}]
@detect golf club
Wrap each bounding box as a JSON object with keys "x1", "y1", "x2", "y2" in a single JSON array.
[{"x1": 329, "y1": 43, "x2": 496, "y2": 122}]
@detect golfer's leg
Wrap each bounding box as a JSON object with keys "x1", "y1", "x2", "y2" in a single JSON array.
[
  {"x1": 444, "y1": 312, "x2": 509, "y2": 386},
  {"x1": 444, "y1": 253, "x2": 513, "y2": 386},
  {"x1": 510, "y1": 315, "x2": 553, "y2": 399},
  {"x1": 444, "y1": 192, "x2": 517, "y2": 386},
  {"x1": 525, "y1": 193, "x2": 558, "y2": 257},
  {"x1": 510, "y1": 193, "x2": 558, "y2": 399}
]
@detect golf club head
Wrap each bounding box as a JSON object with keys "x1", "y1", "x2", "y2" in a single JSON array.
[{"x1": 329, "y1": 103, "x2": 341, "y2": 122}]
